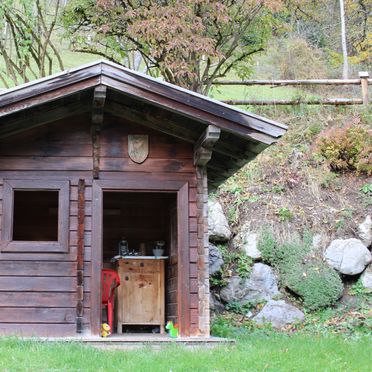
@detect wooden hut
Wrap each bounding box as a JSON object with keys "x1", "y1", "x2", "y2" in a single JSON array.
[{"x1": 0, "y1": 61, "x2": 286, "y2": 338}]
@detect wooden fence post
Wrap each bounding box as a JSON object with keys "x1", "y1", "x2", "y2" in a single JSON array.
[{"x1": 359, "y1": 71, "x2": 369, "y2": 105}]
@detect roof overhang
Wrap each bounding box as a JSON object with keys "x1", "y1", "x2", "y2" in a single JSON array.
[{"x1": 0, "y1": 61, "x2": 287, "y2": 189}]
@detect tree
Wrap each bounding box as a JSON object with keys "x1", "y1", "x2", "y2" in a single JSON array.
[
  {"x1": 339, "y1": 0, "x2": 348, "y2": 79},
  {"x1": 0, "y1": 0, "x2": 64, "y2": 88},
  {"x1": 62, "y1": 0, "x2": 285, "y2": 94},
  {"x1": 283, "y1": 0, "x2": 370, "y2": 75}
]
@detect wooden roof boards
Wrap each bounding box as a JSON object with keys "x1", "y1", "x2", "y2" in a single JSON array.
[{"x1": 0, "y1": 61, "x2": 287, "y2": 189}]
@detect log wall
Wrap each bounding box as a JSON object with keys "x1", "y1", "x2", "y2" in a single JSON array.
[{"x1": 0, "y1": 113, "x2": 206, "y2": 337}]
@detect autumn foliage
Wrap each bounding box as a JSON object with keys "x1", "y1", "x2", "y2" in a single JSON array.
[
  {"x1": 315, "y1": 120, "x2": 372, "y2": 176},
  {"x1": 63, "y1": 0, "x2": 286, "y2": 93}
]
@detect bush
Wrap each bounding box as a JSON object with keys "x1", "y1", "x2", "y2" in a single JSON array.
[
  {"x1": 277, "y1": 38, "x2": 327, "y2": 80},
  {"x1": 285, "y1": 263, "x2": 343, "y2": 310},
  {"x1": 210, "y1": 316, "x2": 237, "y2": 338},
  {"x1": 258, "y1": 230, "x2": 306, "y2": 269},
  {"x1": 257, "y1": 228, "x2": 279, "y2": 266},
  {"x1": 258, "y1": 229, "x2": 343, "y2": 310},
  {"x1": 315, "y1": 123, "x2": 372, "y2": 175},
  {"x1": 218, "y1": 244, "x2": 253, "y2": 279},
  {"x1": 210, "y1": 245, "x2": 253, "y2": 289}
]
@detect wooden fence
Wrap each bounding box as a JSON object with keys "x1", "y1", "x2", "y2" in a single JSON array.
[{"x1": 214, "y1": 71, "x2": 370, "y2": 106}]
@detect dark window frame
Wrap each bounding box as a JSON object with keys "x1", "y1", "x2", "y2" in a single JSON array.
[{"x1": 1, "y1": 180, "x2": 70, "y2": 253}]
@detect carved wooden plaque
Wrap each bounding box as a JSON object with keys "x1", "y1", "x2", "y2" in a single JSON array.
[{"x1": 128, "y1": 135, "x2": 149, "y2": 163}]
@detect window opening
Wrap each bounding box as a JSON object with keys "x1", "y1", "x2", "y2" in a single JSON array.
[{"x1": 12, "y1": 190, "x2": 59, "y2": 241}]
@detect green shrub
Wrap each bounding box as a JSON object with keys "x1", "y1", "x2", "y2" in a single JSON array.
[
  {"x1": 225, "y1": 300, "x2": 257, "y2": 315},
  {"x1": 315, "y1": 124, "x2": 372, "y2": 175},
  {"x1": 257, "y1": 228, "x2": 278, "y2": 266},
  {"x1": 209, "y1": 245, "x2": 253, "y2": 289},
  {"x1": 360, "y1": 183, "x2": 372, "y2": 194},
  {"x1": 276, "y1": 207, "x2": 294, "y2": 222},
  {"x1": 235, "y1": 254, "x2": 253, "y2": 278},
  {"x1": 210, "y1": 316, "x2": 236, "y2": 338},
  {"x1": 284, "y1": 264, "x2": 343, "y2": 310},
  {"x1": 258, "y1": 228, "x2": 343, "y2": 310},
  {"x1": 258, "y1": 230, "x2": 305, "y2": 269}
]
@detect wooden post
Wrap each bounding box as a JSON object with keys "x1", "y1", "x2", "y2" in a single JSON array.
[
  {"x1": 76, "y1": 179, "x2": 85, "y2": 333},
  {"x1": 359, "y1": 71, "x2": 369, "y2": 105},
  {"x1": 91, "y1": 85, "x2": 107, "y2": 179}
]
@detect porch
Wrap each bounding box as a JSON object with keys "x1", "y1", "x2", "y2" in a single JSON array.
[{"x1": 26, "y1": 334, "x2": 233, "y2": 349}]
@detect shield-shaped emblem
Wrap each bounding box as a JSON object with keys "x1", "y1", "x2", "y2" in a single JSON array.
[{"x1": 128, "y1": 135, "x2": 149, "y2": 164}]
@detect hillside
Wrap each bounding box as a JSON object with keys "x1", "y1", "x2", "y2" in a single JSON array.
[
  {"x1": 209, "y1": 104, "x2": 371, "y2": 336},
  {"x1": 217, "y1": 106, "x2": 371, "y2": 240}
]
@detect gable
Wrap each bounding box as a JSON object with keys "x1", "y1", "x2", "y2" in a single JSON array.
[{"x1": 0, "y1": 61, "x2": 287, "y2": 189}]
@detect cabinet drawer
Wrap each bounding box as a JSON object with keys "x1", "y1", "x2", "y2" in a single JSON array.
[{"x1": 119, "y1": 259, "x2": 161, "y2": 273}]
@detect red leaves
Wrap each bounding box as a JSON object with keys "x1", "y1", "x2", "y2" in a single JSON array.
[{"x1": 64, "y1": 0, "x2": 285, "y2": 91}]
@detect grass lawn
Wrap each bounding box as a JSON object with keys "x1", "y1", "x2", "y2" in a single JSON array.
[
  {"x1": 209, "y1": 84, "x2": 302, "y2": 101},
  {"x1": 0, "y1": 334, "x2": 371, "y2": 372}
]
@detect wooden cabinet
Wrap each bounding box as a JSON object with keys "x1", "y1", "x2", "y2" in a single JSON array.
[{"x1": 116, "y1": 258, "x2": 165, "y2": 333}]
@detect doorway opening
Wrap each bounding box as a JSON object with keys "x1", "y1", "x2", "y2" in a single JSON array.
[{"x1": 102, "y1": 191, "x2": 178, "y2": 335}]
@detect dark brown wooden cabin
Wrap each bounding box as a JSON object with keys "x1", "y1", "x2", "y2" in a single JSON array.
[{"x1": 0, "y1": 61, "x2": 286, "y2": 338}]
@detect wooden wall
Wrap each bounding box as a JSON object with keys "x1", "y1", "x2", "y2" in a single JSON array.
[
  {"x1": 0, "y1": 116, "x2": 92, "y2": 336},
  {"x1": 0, "y1": 112, "x2": 202, "y2": 337}
]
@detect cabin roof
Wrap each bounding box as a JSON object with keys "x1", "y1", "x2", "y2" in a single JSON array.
[{"x1": 0, "y1": 61, "x2": 287, "y2": 189}]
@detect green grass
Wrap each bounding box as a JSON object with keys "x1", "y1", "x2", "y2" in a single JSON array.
[
  {"x1": 209, "y1": 84, "x2": 302, "y2": 101},
  {"x1": 0, "y1": 49, "x2": 103, "y2": 89},
  {"x1": 0, "y1": 334, "x2": 371, "y2": 372}
]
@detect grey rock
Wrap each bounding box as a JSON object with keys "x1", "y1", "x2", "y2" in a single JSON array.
[
  {"x1": 357, "y1": 215, "x2": 372, "y2": 247},
  {"x1": 232, "y1": 224, "x2": 261, "y2": 260},
  {"x1": 209, "y1": 243, "x2": 224, "y2": 276},
  {"x1": 220, "y1": 263, "x2": 279, "y2": 304},
  {"x1": 253, "y1": 300, "x2": 304, "y2": 328},
  {"x1": 361, "y1": 264, "x2": 372, "y2": 290},
  {"x1": 210, "y1": 293, "x2": 225, "y2": 313},
  {"x1": 208, "y1": 200, "x2": 231, "y2": 242},
  {"x1": 324, "y1": 238, "x2": 372, "y2": 275}
]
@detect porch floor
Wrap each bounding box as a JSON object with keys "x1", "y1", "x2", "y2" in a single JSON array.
[{"x1": 32, "y1": 333, "x2": 234, "y2": 349}]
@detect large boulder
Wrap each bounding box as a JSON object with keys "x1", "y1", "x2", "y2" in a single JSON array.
[
  {"x1": 324, "y1": 238, "x2": 372, "y2": 275},
  {"x1": 210, "y1": 293, "x2": 225, "y2": 313},
  {"x1": 209, "y1": 243, "x2": 224, "y2": 275},
  {"x1": 208, "y1": 200, "x2": 231, "y2": 242},
  {"x1": 220, "y1": 263, "x2": 279, "y2": 304},
  {"x1": 233, "y1": 230, "x2": 261, "y2": 260},
  {"x1": 253, "y1": 300, "x2": 304, "y2": 328},
  {"x1": 357, "y1": 215, "x2": 372, "y2": 247},
  {"x1": 361, "y1": 264, "x2": 372, "y2": 290}
]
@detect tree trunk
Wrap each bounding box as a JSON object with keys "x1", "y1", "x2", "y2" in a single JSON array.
[{"x1": 339, "y1": 0, "x2": 349, "y2": 79}]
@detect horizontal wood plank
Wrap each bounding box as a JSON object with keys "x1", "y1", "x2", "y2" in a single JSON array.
[
  {"x1": 70, "y1": 201, "x2": 92, "y2": 216},
  {"x1": 0, "y1": 171, "x2": 93, "y2": 180},
  {"x1": 0, "y1": 261, "x2": 90, "y2": 276},
  {"x1": 0, "y1": 276, "x2": 90, "y2": 292},
  {"x1": 0, "y1": 291, "x2": 90, "y2": 307},
  {"x1": 0, "y1": 157, "x2": 92, "y2": 171},
  {"x1": 0, "y1": 323, "x2": 77, "y2": 336},
  {"x1": 0, "y1": 307, "x2": 90, "y2": 324},
  {"x1": 70, "y1": 231, "x2": 91, "y2": 246},
  {"x1": 100, "y1": 158, "x2": 193, "y2": 173},
  {"x1": 0, "y1": 246, "x2": 92, "y2": 262},
  {"x1": 0, "y1": 143, "x2": 92, "y2": 158},
  {"x1": 100, "y1": 139, "x2": 192, "y2": 159},
  {"x1": 70, "y1": 216, "x2": 92, "y2": 232},
  {"x1": 70, "y1": 186, "x2": 93, "y2": 201}
]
